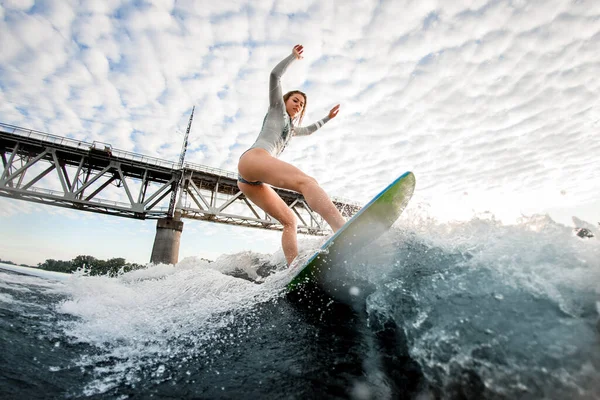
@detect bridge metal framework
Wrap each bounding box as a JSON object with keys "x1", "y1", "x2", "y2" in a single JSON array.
[{"x1": 0, "y1": 122, "x2": 361, "y2": 236}]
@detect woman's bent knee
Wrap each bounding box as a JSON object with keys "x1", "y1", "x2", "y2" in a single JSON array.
[
  {"x1": 279, "y1": 211, "x2": 297, "y2": 229},
  {"x1": 281, "y1": 218, "x2": 297, "y2": 230}
]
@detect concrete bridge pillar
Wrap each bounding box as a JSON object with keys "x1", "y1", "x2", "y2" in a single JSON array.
[{"x1": 150, "y1": 217, "x2": 184, "y2": 265}]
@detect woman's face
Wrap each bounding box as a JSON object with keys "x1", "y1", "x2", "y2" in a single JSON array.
[{"x1": 285, "y1": 93, "x2": 305, "y2": 119}]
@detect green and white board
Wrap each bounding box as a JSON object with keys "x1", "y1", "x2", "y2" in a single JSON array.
[{"x1": 287, "y1": 171, "x2": 416, "y2": 292}]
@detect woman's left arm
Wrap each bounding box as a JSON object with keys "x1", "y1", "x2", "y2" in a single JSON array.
[{"x1": 294, "y1": 104, "x2": 340, "y2": 136}]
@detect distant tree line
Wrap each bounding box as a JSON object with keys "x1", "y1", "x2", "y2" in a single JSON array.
[{"x1": 38, "y1": 255, "x2": 144, "y2": 276}]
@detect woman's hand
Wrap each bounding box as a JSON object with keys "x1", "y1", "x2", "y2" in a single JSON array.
[
  {"x1": 328, "y1": 104, "x2": 340, "y2": 119},
  {"x1": 293, "y1": 44, "x2": 304, "y2": 60}
]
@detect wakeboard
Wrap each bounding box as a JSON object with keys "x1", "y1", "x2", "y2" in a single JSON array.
[{"x1": 287, "y1": 171, "x2": 416, "y2": 292}]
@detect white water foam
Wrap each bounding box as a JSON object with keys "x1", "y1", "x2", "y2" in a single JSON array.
[
  {"x1": 52, "y1": 236, "x2": 327, "y2": 395},
  {"x1": 364, "y1": 211, "x2": 600, "y2": 398}
]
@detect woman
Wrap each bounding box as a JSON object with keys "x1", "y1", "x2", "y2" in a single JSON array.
[{"x1": 237, "y1": 44, "x2": 346, "y2": 266}]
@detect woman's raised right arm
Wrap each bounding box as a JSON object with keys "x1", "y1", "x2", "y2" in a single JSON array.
[{"x1": 269, "y1": 45, "x2": 303, "y2": 108}]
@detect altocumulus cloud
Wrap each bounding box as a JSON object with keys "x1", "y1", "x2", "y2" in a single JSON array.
[{"x1": 0, "y1": 0, "x2": 599, "y2": 223}]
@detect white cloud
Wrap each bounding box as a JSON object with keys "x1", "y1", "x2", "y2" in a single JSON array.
[
  {"x1": 34, "y1": 0, "x2": 77, "y2": 38},
  {"x1": 124, "y1": 2, "x2": 176, "y2": 32},
  {"x1": 78, "y1": 0, "x2": 123, "y2": 15},
  {"x1": 2, "y1": 0, "x2": 34, "y2": 12},
  {"x1": 72, "y1": 14, "x2": 115, "y2": 47},
  {"x1": 81, "y1": 47, "x2": 110, "y2": 79},
  {"x1": 212, "y1": 13, "x2": 249, "y2": 43},
  {"x1": 175, "y1": 0, "x2": 242, "y2": 18}
]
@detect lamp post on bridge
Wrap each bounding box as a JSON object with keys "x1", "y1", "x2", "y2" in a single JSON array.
[{"x1": 150, "y1": 107, "x2": 194, "y2": 265}]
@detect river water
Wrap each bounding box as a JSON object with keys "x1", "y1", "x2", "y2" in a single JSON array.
[{"x1": 1, "y1": 214, "x2": 599, "y2": 399}]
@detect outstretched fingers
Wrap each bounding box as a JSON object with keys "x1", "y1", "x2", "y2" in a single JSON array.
[
  {"x1": 329, "y1": 104, "x2": 340, "y2": 119},
  {"x1": 293, "y1": 44, "x2": 304, "y2": 59}
]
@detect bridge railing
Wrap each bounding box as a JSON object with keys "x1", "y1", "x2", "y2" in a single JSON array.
[
  {"x1": 0, "y1": 122, "x2": 178, "y2": 170},
  {"x1": 183, "y1": 161, "x2": 238, "y2": 179}
]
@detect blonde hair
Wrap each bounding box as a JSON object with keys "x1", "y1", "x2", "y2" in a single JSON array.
[{"x1": 283, "y1": 90, "x2": 307, "y2": 126}]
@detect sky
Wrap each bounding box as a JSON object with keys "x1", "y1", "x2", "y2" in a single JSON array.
[{"x1": 0, "y1": 0, "x2": 599, "y2": 266}]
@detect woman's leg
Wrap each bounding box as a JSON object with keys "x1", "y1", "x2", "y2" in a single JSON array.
[
  {"x1": 239, "y1": 149, "x2": 346, "y2": 232},
  {"x1": 237, "y1": 180, "x2": 299, "y2": 265}
]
